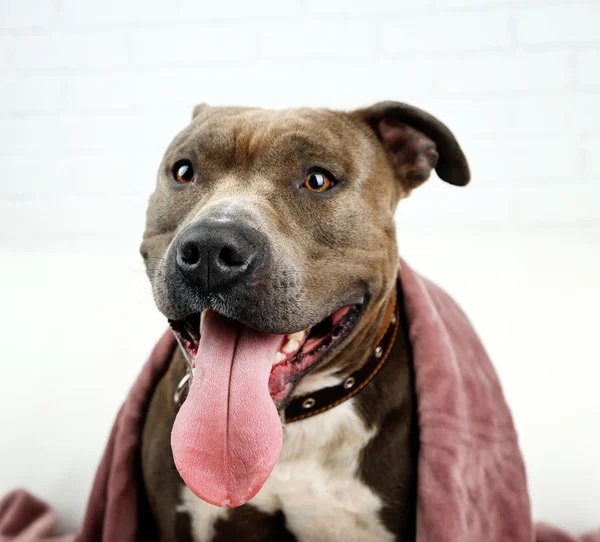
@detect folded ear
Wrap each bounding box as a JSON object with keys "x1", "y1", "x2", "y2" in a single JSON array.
[{"x1": 352, "y1": 101, "x2": 470, "y2": 189}]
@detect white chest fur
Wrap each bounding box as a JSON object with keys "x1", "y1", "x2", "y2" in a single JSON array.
[{"x1": 179, "y1": 391, "x2": 394, "y2": 542}]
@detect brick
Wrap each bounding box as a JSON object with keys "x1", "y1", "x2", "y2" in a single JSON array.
[
  {"x1": 382, "y1": 12, "x2": 511, "y2": 53},
  {"x1": 396, "y1": 180, "x2": 516, "y2": 226},
  {"x1": 0, "y1": 0, "x2": 53, "y2": 28},
  {"x1": 575, "y1": 51, "x2": 600, "y2": 88},
  {"x1": 438, "y1": 51, "x2": 569, "y2": 93},
  {"x1": 515, "y1": 4, "x2": 600, "y2": 45},
  {"x1": 130, "y1": 24, "x2": 257, "y2": 66},
  {"x1": 573, "y1": 93, "x2": 600, "y2": 135},
  {"x1": 430, "y1": 95, "x2": 573, "y2": 136},
  {"x1": 437, "y1": 0, "x2": 531, "y2": 5},
  {"x1": 466, "y1": 137, "x2": 579, "y2": 182},
  {"x1": 0, "y1": 112, "x2": 185, "y2": 157},
  {"x1": 62, "y1": 73, "x2": 190, "y2": 110},
  {"x1": 0, "y1": 34, "x2": 47, "y2": 71},
  {"x1": 58, "y1": 0, "x2": 177, "y2": 25},
  {"x1": 0, "y1": 154, "x2": 158, "y2": 197},
  {"x1": 0, "y1": 197, "x2": 147, "y2": 240},
  {"x1": 516, "y1": 183, "x2": 600, "y2": 224},
  {"x1": 582, "y1": 141, "x2": 600, "y2": 179},
  {"x1": 261, "y1": 20, "x2": 376, "y2": 58},
  {"x1": 261, "y1": 58, "x2": 435, "y2": 107},
  {"x1": 0, "y1": 76, "x2": 63, "y2": 112},
  {"x1": 179, "y1": 0, "x2": 301, "y2": 19},
  {"x1": 305, "y1": 0, "x2": 433, "y2": 14},
  {"x1": 0, "y1": 30, "x2": 129, "y2": 72}
]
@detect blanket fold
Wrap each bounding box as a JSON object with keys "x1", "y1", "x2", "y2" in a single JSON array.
[{"x1": 1, "y1": 260, "x2": 597, "y2": 542}]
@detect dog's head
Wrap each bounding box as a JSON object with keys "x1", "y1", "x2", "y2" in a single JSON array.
[
  {"x1": 141, "y1": 101, "x2": 468, "y2": 381},
  {"x1": 140, "y1": 102, "x2": 469, "y2": 507}
]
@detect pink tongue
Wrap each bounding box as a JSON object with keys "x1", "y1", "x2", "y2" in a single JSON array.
[{"x1": 171, "y1": 309, "x2": 284, "y2": 508}]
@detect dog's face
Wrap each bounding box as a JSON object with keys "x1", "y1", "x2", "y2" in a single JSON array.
[{"x1": 141, "y1": 102, "x2": 469, "y2": 400}]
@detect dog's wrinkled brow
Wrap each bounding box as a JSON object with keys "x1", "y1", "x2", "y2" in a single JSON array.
[
  {"x1": 263, "y1": 132, "x2": 350, "y2": 179},
  {"x1": 166, "y1": 126, "x2": 352, "y2": 184}
]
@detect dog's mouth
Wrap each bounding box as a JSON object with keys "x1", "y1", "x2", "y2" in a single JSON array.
[
  {"x1": 167, "y1": 301, "x2": 362, "y2": 508},
  {"x1": 169, "y1": 303, "x2": 361, "y2": 407}
]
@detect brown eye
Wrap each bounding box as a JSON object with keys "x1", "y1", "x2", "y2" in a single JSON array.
[
  {"x1": 173, "y1": 160, "x2": 195, "y2": 184},
  {"x1": 303, "y1": 171, "x2": 334, "y2": 193}
]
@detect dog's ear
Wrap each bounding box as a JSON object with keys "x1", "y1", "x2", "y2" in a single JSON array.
[
  {"x1": 353, "y1": 101, "x2": 470, "y2": 189},
  {"x1": 192, "y1": 102, "x2": 210, "y2": 119}
]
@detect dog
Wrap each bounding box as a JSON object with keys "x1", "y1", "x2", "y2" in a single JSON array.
[{"x1": 140, "y1": 101, "x2": 470, "y2": 542}]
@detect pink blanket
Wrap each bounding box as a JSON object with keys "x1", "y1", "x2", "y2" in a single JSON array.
[{"x1": 2, "y1": 261, "x2": 597, "y2": 541}]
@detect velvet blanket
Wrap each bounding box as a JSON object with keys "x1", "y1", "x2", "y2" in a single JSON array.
[{"x1": 1, "y1": 260, "x2": 597, "y2": 541}]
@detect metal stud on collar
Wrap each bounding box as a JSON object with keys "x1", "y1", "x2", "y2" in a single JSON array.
[
  {"x1": 302, "y1": 397, "x2": 316, "y2": 409},
  {"x1": 343, "y1": 376, "x2": 355, "y2": 389},
  {"x1": 374, "y1": 345, "x2": 384, "y2": 358}
]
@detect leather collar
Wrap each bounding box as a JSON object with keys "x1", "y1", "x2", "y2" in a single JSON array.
[
  {"x1": 173, "y1": 288, "x2": 399, "y2": 424},
  {"x1": 283, "y1": 287, "x2": 398, "y2": 423}
]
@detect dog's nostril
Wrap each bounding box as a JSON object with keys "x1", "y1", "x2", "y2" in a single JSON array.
[
  {"x1": 218, "y1": 246, "x2": 246, "y2": 267},
  {"x1": 180, "y1": 243, "x2": 201, "y2": 265}
]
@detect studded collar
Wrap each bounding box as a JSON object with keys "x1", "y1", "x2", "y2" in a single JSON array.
[{"x1": 282, "y1": 288, "x2": 399, "y2": 424}]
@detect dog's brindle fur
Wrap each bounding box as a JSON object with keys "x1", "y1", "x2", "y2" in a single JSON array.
[{"x1": 140, "y1": 102, "x2": 469, "y2": 541}]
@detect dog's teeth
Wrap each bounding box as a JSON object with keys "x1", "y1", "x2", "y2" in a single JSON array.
[
  {"x1": 275, "y1": 351, "x2": 286, "y2": 363},
  {"x1": 289, "y1": 331, "x2": 306, "y2": 342},
  {"x1": 200, "y1": 310, "x2": 207, "y2": 333},
  {"x1": 283, "y1": 339, "x2": 299, "y2": 353}
]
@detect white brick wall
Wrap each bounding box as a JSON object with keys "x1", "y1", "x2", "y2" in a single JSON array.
[
  {"x1": 515, "y1": 3, "x2": 600, "y2": 45},
  {"x1": 576, "y1": 50, "x2": 600, "y2": 88},
  {"x1": 437, "y1": 51, "x2": 571, "y2": 92},
  {"x1": 1, "y1": 0, "x2": 599, "y2": 240},
  {"x1": 381, "y1": 12, "x2": 513, "y2": 52}
]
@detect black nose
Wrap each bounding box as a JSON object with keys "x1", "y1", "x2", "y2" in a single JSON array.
[{"x1": 175, "y1": 221, "x2": 266, "y2": 291}]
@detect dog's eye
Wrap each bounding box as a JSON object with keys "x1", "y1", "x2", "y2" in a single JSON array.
[
  {"x1": 303, "y1": 171, "x2": 334, "y2": 193},
  {"x1": 173, "y1": 160, "x2": 195, "y2": 184}
]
